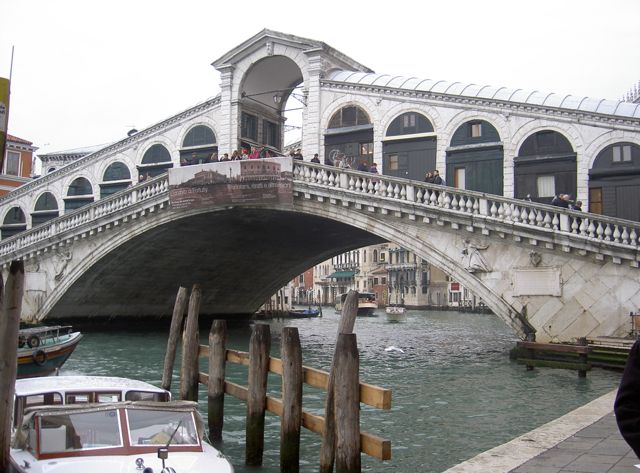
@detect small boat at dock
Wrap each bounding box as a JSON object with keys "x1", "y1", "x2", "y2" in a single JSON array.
[
  {"x1": 10, "y1": 376, "x2": 234, "y2": 473},
  {"x1": 287, "y1": 307, "x2": 321, "y2": 318},
  {"x1": 17, "y1": 325, "x2": 83, "y2": 379}
]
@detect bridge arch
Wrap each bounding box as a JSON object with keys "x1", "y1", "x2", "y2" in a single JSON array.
[{"x1": 30, "y1": 196, "x2": 530, "y2": 338}]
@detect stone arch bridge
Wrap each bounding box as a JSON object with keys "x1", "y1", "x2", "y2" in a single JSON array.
[{"x1": 1, "y1": 160, "x2": 638, "y2": 343}]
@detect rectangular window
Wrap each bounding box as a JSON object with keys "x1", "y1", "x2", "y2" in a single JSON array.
[
  {"x1": 388, "y1": 154, "x2": 399, "y2": 171},
  {"x1": 5, "y1": 151, "x2": 20, "y2": 176},
  {"x1": 299, "y1": 274, "x2": 304, "y2": 283},
  {"x1": 613, "y1": 146, "x2": 621, "y2": 162},
  {"x1": 380, "y1": 253, "x2": 386, "y2": 262},
  {"x1": 381, "y1": 277, "x2": 387, "y2": 284},
  {"x1": 537, "y1": 175, "x2": 556, "y2": 198},
  {"x1": 589, "y1": 187, "x2": 603, "y2": 214},
  {"x1": 623, "y1": 145, "x2": 632, "y2": 162},
  {"x1": 360, "y1": 142, "x2": 373, "y2": 157},
  {"x1": 263, "y1": 120, "x2": 279, "y2": 148},
  {"x1": 471, "y1": 123, "x2": 482, "y2": 138},
  {"x1": 241, "y1": 113, "x2": 258, "y2": 140},
  {"x1": 454, "y1": 167, "x2": 466, "y2": 189},
  {"x1": 403, "y1": 113, "x2": 416, "y2": 129}
]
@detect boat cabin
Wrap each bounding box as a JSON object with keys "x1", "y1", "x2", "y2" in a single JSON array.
[
  {"x1": 13, "y1": 376, "x2": 170, "y2": 430},
  {"x1": 13, "y1": 401, "x2": 202, "y2": 461}
]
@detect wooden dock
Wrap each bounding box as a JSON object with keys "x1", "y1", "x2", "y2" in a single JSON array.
[{"x1": 511, "y1": 336, "x2": 635, "y2": 374}]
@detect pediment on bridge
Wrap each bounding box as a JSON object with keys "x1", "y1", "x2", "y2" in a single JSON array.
[{"x1": 211, "y1": 28, "x2": 373, "y2": 75}]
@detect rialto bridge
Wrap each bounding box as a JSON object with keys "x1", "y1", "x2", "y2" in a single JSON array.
[
  {"x1": 0, "y1": 160, "x2": 638, "y2": 344},
  {"x1": 0, "y1": 29, "x2": 639, "y2": 342}
]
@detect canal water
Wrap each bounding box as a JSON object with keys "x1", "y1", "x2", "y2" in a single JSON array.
[{"x1": 60, "y1": 309, "x2": 622, "y2": 473}]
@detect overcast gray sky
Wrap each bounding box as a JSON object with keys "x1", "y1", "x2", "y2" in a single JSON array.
[{"x1": 1, "y1": 0, "x2": 639, "y2": 156}]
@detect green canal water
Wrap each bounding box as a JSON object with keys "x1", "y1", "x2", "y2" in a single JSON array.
[{"x1": 60, "y1": 309, "x2": 622, "y2": 473}]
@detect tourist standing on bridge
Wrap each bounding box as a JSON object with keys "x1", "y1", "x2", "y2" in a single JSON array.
[
  {"x1": 615, "y1": 339, "x2": 640, "y2": 458},
  {"x1": 369, "y1": 162, "x2": 379, "y2": 174},
  {"x1": 432, "y1": 169, "x2": 444, "y2": 185},
  {"x1": 293, "y1": 148, "x2": 304, "y2": 160},
  {"x1": 311, "y1": 153, "x2": 320, "y2": 163},
  {"x1": 551, "y1": 193, "x2": 571, "y2": 208}
]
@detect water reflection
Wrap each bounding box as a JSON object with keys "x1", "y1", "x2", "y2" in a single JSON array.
[{"x1": 61, "y1": 309, "x2": 621, "y2": 472}]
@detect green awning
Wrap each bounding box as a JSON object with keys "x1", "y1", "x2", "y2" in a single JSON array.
[{"x1": 327, "y1": 271, "x2": 355, "y2": 279}]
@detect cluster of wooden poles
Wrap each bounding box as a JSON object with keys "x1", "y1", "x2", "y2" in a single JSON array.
[{"x1": 162, "y1": 284, "x2": 392, "y2": 473}]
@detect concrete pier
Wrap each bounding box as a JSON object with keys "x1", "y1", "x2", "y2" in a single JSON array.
[{"x1": 444, "y1": 390, "x2": 639, "y2": 473}]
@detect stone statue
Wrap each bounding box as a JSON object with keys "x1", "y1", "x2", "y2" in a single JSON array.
[{"x1": 462, "y1": 239, "x2": 490, "y2": 273}]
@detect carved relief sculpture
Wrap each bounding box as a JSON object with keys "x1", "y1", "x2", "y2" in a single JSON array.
[{"x1": 462, "y1": 239, "x2": 490, "y2": 273}]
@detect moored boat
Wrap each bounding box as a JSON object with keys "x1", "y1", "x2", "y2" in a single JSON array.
[
  {"x1": 10, "y1": 376, "x2": 234, "y2": 473},
  {"x1": 287, "y1": 307, "x2": 321, "y2": 318},
  {"x1": 335, "y1": 292, "x2": 378, "y2": 316},
  {"x1": 10, "y1": 401, "x2": 234, "y2": 473},
  {"x1": 17, "y1": 325, "x2": 83, "y2": 379}
]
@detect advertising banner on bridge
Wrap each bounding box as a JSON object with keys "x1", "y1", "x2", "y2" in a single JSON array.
[{"x1": 168, "y1": 157, "x2": 294, "y2": 210}]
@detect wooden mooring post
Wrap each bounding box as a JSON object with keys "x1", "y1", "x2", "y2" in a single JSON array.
[
  {"x1": 171, "y1": 289, "x2": 392, "y2": 473},
  {"x1": 180, "y1": 284, "x2": 201, "y2": 402},
  {"x1": 281, "y1": 327, "x2": 302, "y2": 473},
  {"x1": 0, "y1": 261, "x2": 24, "y2": 472},
  {"x1": 161, "y1": 285, "x2": 188, "y2": 391},
  {"x1": 334, "y1": 333, "x2": 361, "y2": 473},
  {"x1": 320, "y1": 289, "x2": 358, "y2": 473},
  {"x1": 246, "y1": 323, "x2": 271, "y2": 466},
  {"x1": 208, "y1": 319, "x2": 227, "y2": 445}
]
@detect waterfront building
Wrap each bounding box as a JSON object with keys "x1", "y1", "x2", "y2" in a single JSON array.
[{"x1": 1, "y1": 134, "x2": 36, "y2": 197}]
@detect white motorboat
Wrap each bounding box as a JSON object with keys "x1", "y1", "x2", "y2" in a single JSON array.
[
  {"x1": 10, "y1": 376, "x2": 234, "y2": 473},
  {"x1": 385, "y1": 304, "x2": 406, "y2": 316},
  {"x1": 335, "y1": 292, "x2": 378, "y2": 316}
]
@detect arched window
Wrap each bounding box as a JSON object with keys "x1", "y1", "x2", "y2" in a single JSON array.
[
  {"x1": 2, "y1": 206, "x2": 27, "y2": 239},
  {"x1": 386, "y1": 112, "x2": 433, "y2": 136},
  {"x1": 373, "y1": 249, "x2": 378, "y2": 262},
  {"x1": 180, "y1": 125, "x2": 218, "y2": 166},
  {"x1": 100, "y1": 162, "x2": 132, "y2": 198},
  {"x1": 65, "y1": 177, "x2": 94, "y2": 212},
  {"x1": 325, "y1": 105, "x2": 373, "y2": 169},
  {"x1": 589, "y1": 142, "x2": 640, "y2": 220},
  {"x1": 328, "y1": 105, "x2": 371, "y2": 129},
  {"x1": 139, "y1": 144, "x2": 173, "y2": 178},
  {"x1": 383, "y1": 112, "x2": 436, "y2": 180},
  {"x1": 32, "y1": 192, "x2": 59, "y2": 227},
  {"x1": 446, "y1": 120, "x2": 503, "y2": 194},
  {"x1": 514, "y1": 130, "x2": 576, "y2": 203}
]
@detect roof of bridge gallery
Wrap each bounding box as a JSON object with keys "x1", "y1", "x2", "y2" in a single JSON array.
[{"x1": 327, "y1": 70, "x2": 640, "y2": 119}]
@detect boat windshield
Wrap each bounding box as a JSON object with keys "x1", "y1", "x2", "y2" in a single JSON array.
[
  {"x1": 37, "y1": 409, "x2": 123, "y2": 453},
  {"x1": 127, "y1": 409, "x2": 199, "y2": 446}
]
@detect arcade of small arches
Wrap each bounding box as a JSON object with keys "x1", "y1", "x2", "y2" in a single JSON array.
[{"x1": 3, "y1": 109, "x2": 639, "y2": 240}]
